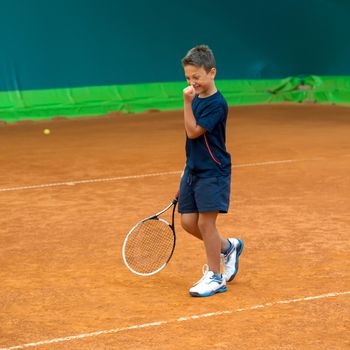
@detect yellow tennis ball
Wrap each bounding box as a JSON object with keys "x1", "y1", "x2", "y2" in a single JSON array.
[{"x1": 43, "y1": 128, "x2": 50, "y2": 135}]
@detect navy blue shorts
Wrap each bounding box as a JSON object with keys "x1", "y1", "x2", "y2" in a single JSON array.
[{"x1": 178, "y1": 169, "x2": 231, "y2": 214}]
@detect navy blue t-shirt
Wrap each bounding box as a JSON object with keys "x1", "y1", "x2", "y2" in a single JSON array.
[{"x1": 185, "y1": 90, "x2": 231, "y2": 177}]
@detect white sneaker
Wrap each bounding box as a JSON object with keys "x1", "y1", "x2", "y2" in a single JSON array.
[
  {"x1": 189, "y1": 265, "x2": 227, "y2": 297},
  {"x1": 222, "y1": 238, "x2": 244, "y2": 282}
]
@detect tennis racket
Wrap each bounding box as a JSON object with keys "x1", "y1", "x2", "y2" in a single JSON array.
[{"x1": 122, "y1": 197, "x2": 178, "y2": 276}]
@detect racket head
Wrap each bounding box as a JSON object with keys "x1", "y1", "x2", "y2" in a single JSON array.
[{"x1": 122, "y1": 217, "x2": 176, "y2": 276}]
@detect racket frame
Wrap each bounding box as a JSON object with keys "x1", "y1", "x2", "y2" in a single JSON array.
[{"x1": 122, "y1": 199, "x2": 177, "y2": 276}]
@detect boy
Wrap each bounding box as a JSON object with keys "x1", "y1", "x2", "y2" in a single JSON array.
[{"x1": 178, "y1": 45, "x2": 244, "y2": 297}]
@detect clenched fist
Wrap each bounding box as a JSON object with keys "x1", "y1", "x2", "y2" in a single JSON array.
[{"x1": 183, "y1": 85, "x2": 196, "y2": 102}]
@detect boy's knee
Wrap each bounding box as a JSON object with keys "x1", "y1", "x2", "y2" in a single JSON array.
[
  {"x1": 197, "y1": 219, "x2": 208, "y2": 234},
  {"x1": 181, "y1": 215, "x2": 197, "y2": 233},
  {"x1": 181, "y1": 217, "x2": 191, "y2": 232},
  {"x1": 197, "y1": 213, "x2": 217, "y2": 233}
]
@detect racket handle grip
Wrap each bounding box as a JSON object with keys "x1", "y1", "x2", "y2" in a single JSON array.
[{"x1": 174, "y1": 190, "x2": 180, "y2": 202}]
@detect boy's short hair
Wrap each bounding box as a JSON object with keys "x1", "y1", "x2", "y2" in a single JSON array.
[{"x1": 181, "y1": 45, "x2": 216, "y2": 73}]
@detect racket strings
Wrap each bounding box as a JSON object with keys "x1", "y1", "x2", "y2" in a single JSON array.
[{"x1": 124, "y1": 219, "x2": 175, "y2": 274}]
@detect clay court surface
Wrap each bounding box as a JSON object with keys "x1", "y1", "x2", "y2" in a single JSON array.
[{"x1": 0, "y1": 104, "x2": 349, "y2": 349}]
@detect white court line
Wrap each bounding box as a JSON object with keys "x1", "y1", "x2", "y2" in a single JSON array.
[
  {"x1": 0, "y1": 158, "x2": 321, "y2": 193},
  {"x1": 0, "y1": 291, "x2": 349, "y2": 350}
]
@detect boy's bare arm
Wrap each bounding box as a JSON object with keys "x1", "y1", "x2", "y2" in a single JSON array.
[{"x1": 183, "y1": 86, "x2": 206, "y2": 139}]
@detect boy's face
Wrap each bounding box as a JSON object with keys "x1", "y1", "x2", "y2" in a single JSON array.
[{"x1": 184, "y1": 65, "x2": 216, "y2": 97}]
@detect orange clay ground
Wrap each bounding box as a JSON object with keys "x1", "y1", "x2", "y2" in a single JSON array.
[{"x1": 0, "y1": 104, "x2": 349, "y2": 349}]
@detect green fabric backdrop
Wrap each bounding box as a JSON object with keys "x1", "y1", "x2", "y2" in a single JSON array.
[{"x1": 0, "y1": 0, "x2": 349, "y2": 121}]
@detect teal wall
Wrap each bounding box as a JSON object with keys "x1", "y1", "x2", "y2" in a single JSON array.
[{"x1": 0, "y1": 0, "x2": 349, "y2": 91}]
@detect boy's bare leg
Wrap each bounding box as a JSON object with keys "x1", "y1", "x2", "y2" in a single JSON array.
[
  {"x1": 181, "y1": 213, "x2": 229, "y2": 253},
  {"x1": 181, "y1": 213, "x2": 201, "y2": 239},
  {"x1": 197, "y1": 211, "x2": 223, "y2": 274}
]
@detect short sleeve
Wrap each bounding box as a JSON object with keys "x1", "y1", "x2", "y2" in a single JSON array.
[{"x1": 196, "y1": 103, "x2": 224, "y2": 132}]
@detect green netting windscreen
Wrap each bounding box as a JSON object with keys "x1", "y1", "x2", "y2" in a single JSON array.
[{"x1": 1, "y1": 76, "x2": 349, "y2": 122}]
